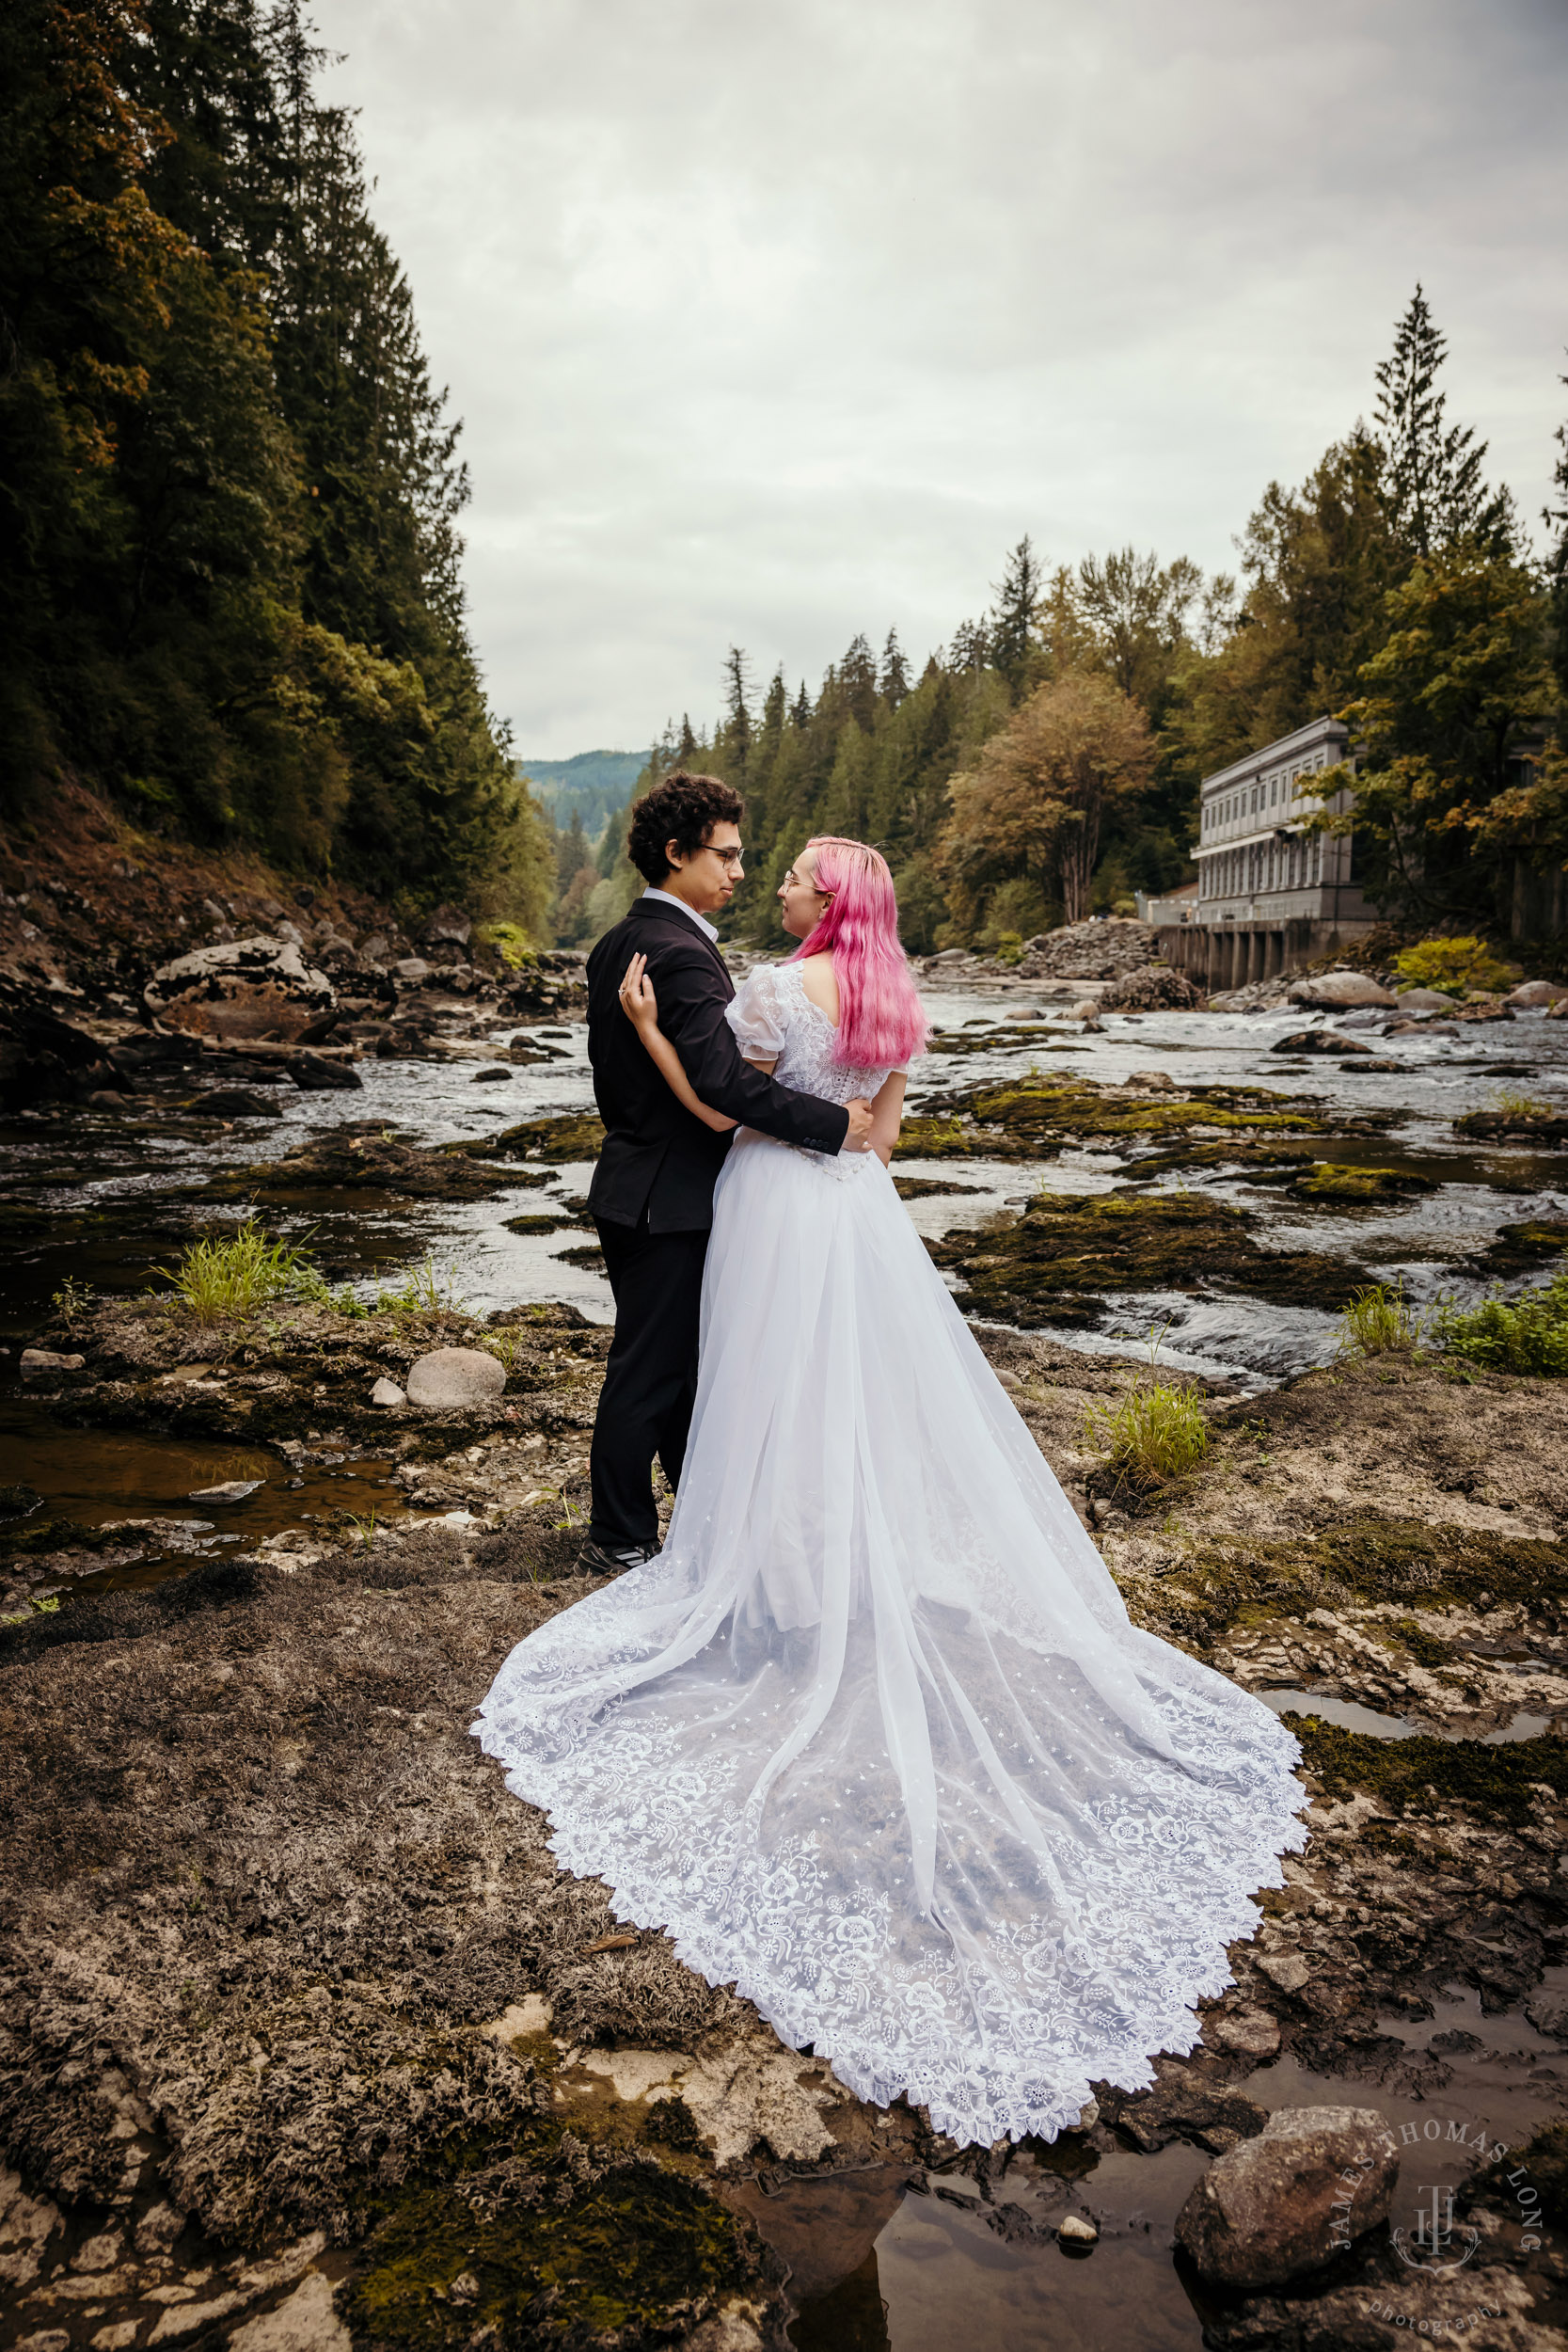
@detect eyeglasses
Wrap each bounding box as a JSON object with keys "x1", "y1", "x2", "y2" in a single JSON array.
[
  {"x1": 706, "y1": 845, "x2": 744, "y2": 870},
  {"x1": 782, "y1": 868, "x2": 828, "y2": 893}
]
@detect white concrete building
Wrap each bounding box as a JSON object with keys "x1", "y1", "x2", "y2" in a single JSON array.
[{"x1": 1164, "y1": 715, "x2": 1376, "y2": 991}]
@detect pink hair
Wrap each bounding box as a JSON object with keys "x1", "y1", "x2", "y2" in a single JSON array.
[{"x1": 790, "y1": 836, "x2": 928, "y2": 1070}]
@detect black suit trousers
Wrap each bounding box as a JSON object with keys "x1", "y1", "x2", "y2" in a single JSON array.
[{"x1": 588, "y1": 1213, "x2": 709, "y2": 1549}]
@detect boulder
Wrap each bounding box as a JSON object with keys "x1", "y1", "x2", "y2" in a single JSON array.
[
  {"x1": 1396, "y1": 986, "x2": 1459, "y2": 1011},
  {"x1": 420, "y1": 904, "x2": 473, "y2": 953},
  {"x1": 194, "y1": 1088, "x2": 278, "y2": 1119},
  {"x1": 287, "y1": 1050, "x2": 362, "y2": 1093},
  {"x1": 1506, "y1": 979, "x2": 1568, "y2": 1009},
  {"x1": 1101, "y1": 966, "x2": 1207, "y2": 1012},
  {"x1": 20, "y1": 1347, "x2": 85, "y2": 1375},
  {"x1": 187, "y1": 1480, "x2": 264, "y2": 1504},
  {"x1": 370, "y1": 1376, "x2": 406, "y2": 1408},
  {"x1": 392, "y1": 958, "x2": 432, "y2": 984},
  {"x1": 1174, "y1": 2105, "x2": 1399, "y2": 2289},
  {"x1": 145, "y1": 938, "x2": 338, "y2": 1045},
  {"x1": 1287, "y1": 971, "x2": 1396, "y2": 1010},
  {"x1": 0, "y1": 978, "x2": 120, "y2": 1108},
  {"x1": 471, "y1": 1066, "x2": 514, "y2": 1083},
  {"x1": 1271, "y1": 1029, "x2": 1373, "y2": 1055},
  {"x1": 404, "y1": 1347, "x2": 506, "y2": 1410}
]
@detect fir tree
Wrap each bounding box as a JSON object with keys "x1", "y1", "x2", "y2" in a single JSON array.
[
  {"x1": 721, "y1": 646, "x2": 752, "y2": 771},
  {"x1": 790, "y1": 679, "x2": 812, "y2": 729},
  {"x1": 1374, "y1": 284, "x2": 1511, "y2": 558},
  {"x1": 989, "y1": 534, "x2": 1042, "y2": 697},
  {"x1": 879, "y1": 628, "x2": 910, "y2": 707},
  {"x1": 1546, "y1": 363, "x2": 1568, "y2": 707}
]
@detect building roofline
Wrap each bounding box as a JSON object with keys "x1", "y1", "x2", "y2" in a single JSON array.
[{"x1": 1199, "y1": 714, "x2": 1349, "y2": 798}]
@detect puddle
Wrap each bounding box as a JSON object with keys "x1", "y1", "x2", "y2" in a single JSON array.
[
  {"x1": 1259, "y1": 1687, "x2": 1418, "y2": 1738},
  {"x1": 0, "y1": 1403, "x2": 401, "y2": 1586},
  {"x1": 1259, "y1": 1687, "x2": 1565, "y2": 1745}
]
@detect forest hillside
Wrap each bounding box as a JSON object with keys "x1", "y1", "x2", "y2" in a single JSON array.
[{"x1": 1, "y1": 0, "x2": 552, "y2": 936}]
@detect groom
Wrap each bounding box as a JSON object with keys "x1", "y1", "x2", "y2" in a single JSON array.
[{"x1": 579, "y1": 770, "x2": 873, "y2": 1575}]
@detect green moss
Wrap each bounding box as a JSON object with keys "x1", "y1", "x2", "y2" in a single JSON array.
[
  {"x1": 961, "y1": 1077, "x2": 1331, "y2": 1151},
  {"x1": 345, "y1": 2163, "x2": 752, "y2": 2350},
  {"x1": 448, "y1": 1114, "x2": 607, "y2": 1165},
  {"x1": 1161, "y1": 1515, "x2": 1568, "y2": 1645},
  {"x1": 1286, "y1": 1717, "x2": 1568, "y2": 1826},
  {"x1": 893, "y1": 1115, "x2": 976, "y2": 1160},
  {"x1": 926, "y1": 1188, "x2": 1373, "y2": 1326},
  {"x1": 1291, "y1": 1163, "x2": 1439, "y2": 1204},
  {"x1": 1472, "y1": 1220, "x2": 1568, "y2": 1277}
]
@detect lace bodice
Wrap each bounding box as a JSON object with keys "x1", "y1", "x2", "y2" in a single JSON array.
[{"x1": 725, "y1": 961, "x2": 905, "y2": 1104}]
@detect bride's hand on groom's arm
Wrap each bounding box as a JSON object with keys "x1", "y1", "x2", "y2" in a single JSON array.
[
  {"x1": 844, "y1": 1098, "x2": 874, "y2": 1152},
  {"x1": 618, "y1": 953, "x2": 659, "y2": 1033}
]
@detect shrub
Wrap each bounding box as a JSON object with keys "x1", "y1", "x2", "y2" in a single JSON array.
[
  {"x1": 476, "y1": 922, "x2": 536, "y2": 970},
  {"x1": 1393, "y1": 935, "x2": 1514, "y2": 997},
  {"x1": 1085, "y1": 1378, "x2": 1209, "y2": 1492},
  {"x1": 1337, "y1": 1281, "x2": 1425, "y2": 1359},
  {"x1": 1433, "y1": 1263, "x2": 1568, "y2": 1377}
]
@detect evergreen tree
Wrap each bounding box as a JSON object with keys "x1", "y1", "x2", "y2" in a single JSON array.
[
  {"x1": 1546, "y1": 364, "x2": 1568, "y2": 709},
  {"x1": 880, "y1": 628, "x2": 910, "y2": 707},
  {"x1": 721, "y1": 645, "x2": 753, "y2": 771},
  {"x1": 1374, "y1": 284, "x2": 1512, "y2": 558},
  {"x1": 790, "y1": 679, "x2": 812, "y2": 729},
  {"x1": 557, "y1": 806, "x2": 589, "y2": 890},
  {"x1": 989, "y1": 534, "x2": 1042, "y2": 698}
]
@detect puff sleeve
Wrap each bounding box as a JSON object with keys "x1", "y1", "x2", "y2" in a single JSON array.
[{"x1": 724, "y1": 966, "x2": 790, "y2": 1059}]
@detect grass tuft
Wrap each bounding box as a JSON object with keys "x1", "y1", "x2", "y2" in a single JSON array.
[
  {"x1": 375, "y1": 1254, "x2": 465, "y2": 1316},
  {"x1": 1085, "y1": 1340, "x2": 1210, "y2": 1493},
  {"x1": 1336, "y1": 1279, "x2": 1425, "y2": 1359},
  {"x1": 157, "y1": 1222, "x2": 318, "y2": 1325},
  {"x1": 1491, "y1": 1087, "x2": 1554, "y2": 1121}
]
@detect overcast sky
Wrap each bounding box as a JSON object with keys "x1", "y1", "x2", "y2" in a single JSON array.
[{"x1": 315, "y1": 0, "x2": 1568, "y2": 759}]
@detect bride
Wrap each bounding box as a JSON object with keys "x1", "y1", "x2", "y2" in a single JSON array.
[{"x1": 473, "y1": 836, "x2": 1306, "y2": 2146}]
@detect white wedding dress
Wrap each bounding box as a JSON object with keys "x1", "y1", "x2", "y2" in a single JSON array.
[{"x1": 474, "y1": 962, "x2": 1307, "y2": 2145}]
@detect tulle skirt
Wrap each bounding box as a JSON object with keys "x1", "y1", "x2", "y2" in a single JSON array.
[{"x1": 473, "y1": 1131, "x2": 1307, "y2": 2144}]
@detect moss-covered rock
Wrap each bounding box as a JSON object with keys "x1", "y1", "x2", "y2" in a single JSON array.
[
  {"x1": 447, "y1": 1113, "x2": 607, "y2": 1166},
  {"x1": 1157, "y1": 1514, "x2": 1568, "y2": 1647},
  {"x1": 1286, "y1": 1716, "x2": 1568, "y2": 1826},
  {"x1": 1289, "y1": 1162, "x2": 1439, "y2": 1204},
  {"x1": 344, "y1": 2154, "x2": 766, "y2": 2350},
  {"x1": 1471, "y1": 1218, "x2": 1568, "y2": 1276},
  {"x1": 210, "y1": 1127, "x2": 519, "y2": 1201},
  {"x1": 926, "y1": 1188, "x2": 1373, "y2": 1326}
]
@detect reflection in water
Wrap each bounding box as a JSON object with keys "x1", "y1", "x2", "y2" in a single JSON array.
[{"x1": 790, "y1": 2246, "x2": 890, "y2": 2352}]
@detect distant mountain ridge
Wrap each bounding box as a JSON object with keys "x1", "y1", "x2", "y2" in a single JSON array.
[{"x1": 516, "y1": 749, "x2": 645, "y2": 834}]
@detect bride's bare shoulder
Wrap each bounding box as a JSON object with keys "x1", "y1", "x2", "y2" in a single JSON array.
[{"x1": 795, "y1": 952, "x2": 839, "y2": 1025}]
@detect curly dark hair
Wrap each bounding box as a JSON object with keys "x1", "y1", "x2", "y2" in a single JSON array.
[{"x1": 626, "y1": 771, "x2": 745, "y2": 885}]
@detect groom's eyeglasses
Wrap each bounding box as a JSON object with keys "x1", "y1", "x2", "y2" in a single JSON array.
[{"x1": 706, "y1": 846, "x2": 744, "y2": 870}]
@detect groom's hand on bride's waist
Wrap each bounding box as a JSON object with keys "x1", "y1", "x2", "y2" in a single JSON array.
[{"x1": 844, "y1": 1099, "x2": 874, "y2": 1152}]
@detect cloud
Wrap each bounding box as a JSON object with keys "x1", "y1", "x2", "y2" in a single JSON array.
[{"x1": 314, "y1": 0, "x2": 1568, "y2": 753}]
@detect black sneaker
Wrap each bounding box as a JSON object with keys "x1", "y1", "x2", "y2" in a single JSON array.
[{"x1": 576, "y1": 1536, "x2": 660, "y2": 1578}]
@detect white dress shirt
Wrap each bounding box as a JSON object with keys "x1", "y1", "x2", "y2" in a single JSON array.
[{"x1": 641, "y1": 887, "x2": 720, "y2": 944}]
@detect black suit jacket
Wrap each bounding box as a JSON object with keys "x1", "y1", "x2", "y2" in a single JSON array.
[{"x1": 586, "y1": 898, "x2": 850, "y2": 1231}]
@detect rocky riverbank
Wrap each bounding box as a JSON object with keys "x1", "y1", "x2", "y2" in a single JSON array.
[{"x1": 5, "y1": 1284, "x2": 1568, "y2": 2350}]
